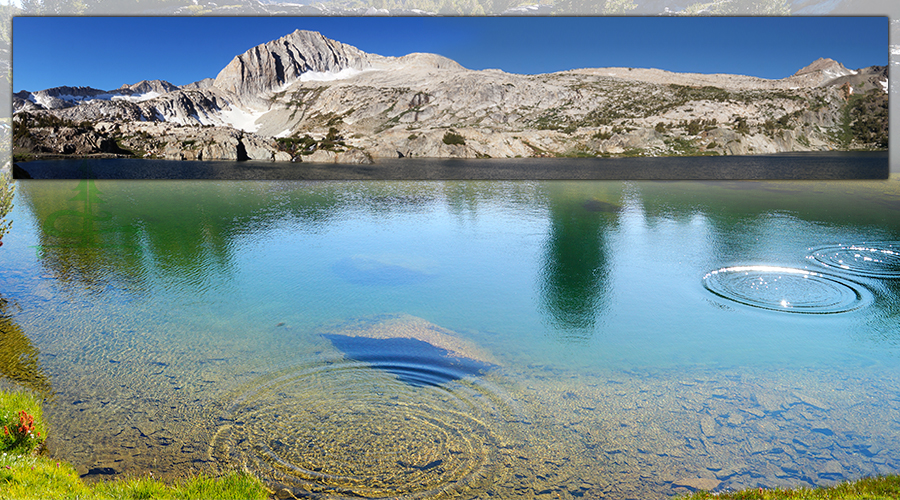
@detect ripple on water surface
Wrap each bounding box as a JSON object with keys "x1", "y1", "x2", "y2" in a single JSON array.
[
  {"x1": 210, "y1": 359, "x2": 521, "y2": 499},
  {"x1": 809, "y1": 243, "x2": 900, "y2": 279},
  {"x1": 702, "y1": 265, "x2": 872, "y2": 314}
]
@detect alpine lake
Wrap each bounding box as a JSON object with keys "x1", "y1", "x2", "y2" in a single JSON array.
[{"x1": 2, "y1": 153, "x2": 900, "y2": 500}]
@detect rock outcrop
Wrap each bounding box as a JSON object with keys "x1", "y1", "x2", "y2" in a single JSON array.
[
  {"x1": 13, "y1": 124, "x2": 132, "y2": 157},
  {"x1": 179, "y1": 78, "x2": 216, "y2": 91},
  {"x1": 212, "y1": 29, "x2": 386, "y2": 108},
  {"x1": 106, "y1": 122, "x2": 284, "y2": 161},
  {"x1": 792, "y1": 57, "x2": 856, "y2": 85},
  {"x1": 118, "y1": 79, "x2": 180, "y2": 96}
]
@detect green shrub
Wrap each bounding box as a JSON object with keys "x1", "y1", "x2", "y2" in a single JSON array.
[
  {"x1": 325, "y1": 127, "x2": 342, "y2": 142},
  {"x1": 846, "y1": 91, "x2": 888, "y2": 148},
  {"x1": 275, "y1": 134, "x2": 316, "y2": 156},
  {"x1": 733, "y1": 116, "x2": 750, "y2": 135},
  {"x1": 442, "y1": 131, "x2": 466, "y2": 146},
  {"x1": 686, "y1": 119, "x2": 702, "y2": 135},
  {"x1": 319, "y1": 127, "x2": 346, "y2": 151},
  {"x1": 13, "y1": 112, "x2": 79, "y2": 130}
]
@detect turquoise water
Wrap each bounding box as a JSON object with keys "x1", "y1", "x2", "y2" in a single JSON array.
[{"x1": 2, "y1": 178, "x2": 900, "y2": 498}]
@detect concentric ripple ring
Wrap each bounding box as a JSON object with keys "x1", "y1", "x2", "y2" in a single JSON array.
[
  {"x1": 809, "y1": 243, "x2": 900, "y2": 279},
  {"x1": 702, "y1": 265, "x2": 871, "y2": 314},
  {"x1": 209, "y1": 359, "x2": 521, "y2": 499}
]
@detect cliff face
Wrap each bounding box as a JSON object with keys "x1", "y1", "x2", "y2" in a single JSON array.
[
  {"x1": 12, "y1": 31, "x2": 889, "y2": 162},
  {"x1": 212, "y1": 30, "x2": 386, "y2": 108}
]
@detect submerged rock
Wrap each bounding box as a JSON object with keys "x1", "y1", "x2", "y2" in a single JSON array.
[
  {"x1": 673, "y1": 477, "x2": 721, "y2": 492},
  {"x1": 332, "y1": 255, "x2": 436, "y2": 286},
  {"x1": 582, "y1": 198, "x2": 621, "y2": 213},
  {"x1": 319, "y1": 313, "x2": 499, "y2": 386}
]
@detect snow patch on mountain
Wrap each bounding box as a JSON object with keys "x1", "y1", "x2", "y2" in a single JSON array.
[
  {"x1": 821, "y1": 68, "x2": 851, "y2": 81},
  {"x1": 111, "y1": 91, "x2": 162, "y2": 102},
  {"x1": 26, "y1": 89, "x2": 167, "y2": 108},
  {"x1": 218, "y1": 106, "x2": 267, "y2": 132},
  {"x1": 299, "y1": 67, "x2": 377, "y2": 82},
  {"x1": 30, "y1": 92, "x2": 111, "y2": 107}
]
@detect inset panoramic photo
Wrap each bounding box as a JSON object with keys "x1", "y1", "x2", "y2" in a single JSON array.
[{"x1": 12, "y1": 16, "x2": 889, "y2": 179}]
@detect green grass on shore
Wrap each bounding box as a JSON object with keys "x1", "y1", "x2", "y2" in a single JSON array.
[
  {"x1": 0, "y1": 389, "x2": 270, "y2": 500},
  {"x1": 0, "y1": 453, "x2": 270, "y2": 500},
  {"x1": 682, "y1": 475, "x2": 900, "y2": 500}
]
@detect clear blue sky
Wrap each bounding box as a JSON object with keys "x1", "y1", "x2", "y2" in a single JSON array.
[{"x1": 12, "y1": 16, "x2": 888, "y2": 92}]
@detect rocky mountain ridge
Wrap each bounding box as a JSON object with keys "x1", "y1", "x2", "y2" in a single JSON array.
[{"x1": 13, "y1": 31, "x2": 889, "y2": 163}]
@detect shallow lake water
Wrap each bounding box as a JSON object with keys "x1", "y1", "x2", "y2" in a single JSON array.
[{"x1": 1, "y1": 176, "x2": 900, "y2": 499}]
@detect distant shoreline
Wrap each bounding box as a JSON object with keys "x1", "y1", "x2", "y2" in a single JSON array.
[
  {"x1": 13, "y1": 148, "x2": 887, "y2": 164},
  {"x1": 13, "y1": 150, "x2": 889, "y2": 181}
]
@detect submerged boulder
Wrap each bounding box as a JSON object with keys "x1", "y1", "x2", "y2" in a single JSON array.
[
  {"x1": 332, "y1": 255, "x2": 436, "y2": 286},
  {"x1": 319, "y1": 313, "x2": 499, "y2": 386}
]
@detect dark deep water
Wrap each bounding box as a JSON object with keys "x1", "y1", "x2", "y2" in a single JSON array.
[
  {"x1": 14, "y1": 151, "x2": 889, "y2": 180},
  {"x1": 1, "y1": 175, "x2": 899, "y2": 499}
]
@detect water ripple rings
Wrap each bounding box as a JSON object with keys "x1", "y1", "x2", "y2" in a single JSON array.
[
  {"x1": 209, "y1": 360, "x2": 522, "y2": 499},
  {"x1": 702, "y1": 265, "x2": 872, "y2": 314},
  {"x1": 809, "y1": 243, "x2": 900, "y2": 279}
]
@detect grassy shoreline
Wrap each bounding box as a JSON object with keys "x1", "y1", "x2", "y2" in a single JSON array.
[
  {"x1": 0, "y1": 390, "x2": 270, "y2": 500},
  {"x1": 682, "y1": 475, "x2": 900, "y2": 499},
  {"x1": 0, "y1": 455, "x2": 270, "y2": 500}
]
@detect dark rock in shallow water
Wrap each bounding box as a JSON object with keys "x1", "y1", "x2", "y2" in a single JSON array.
[{"x1": 81, "y1": 467, "x2": 117, "y2": 478}]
